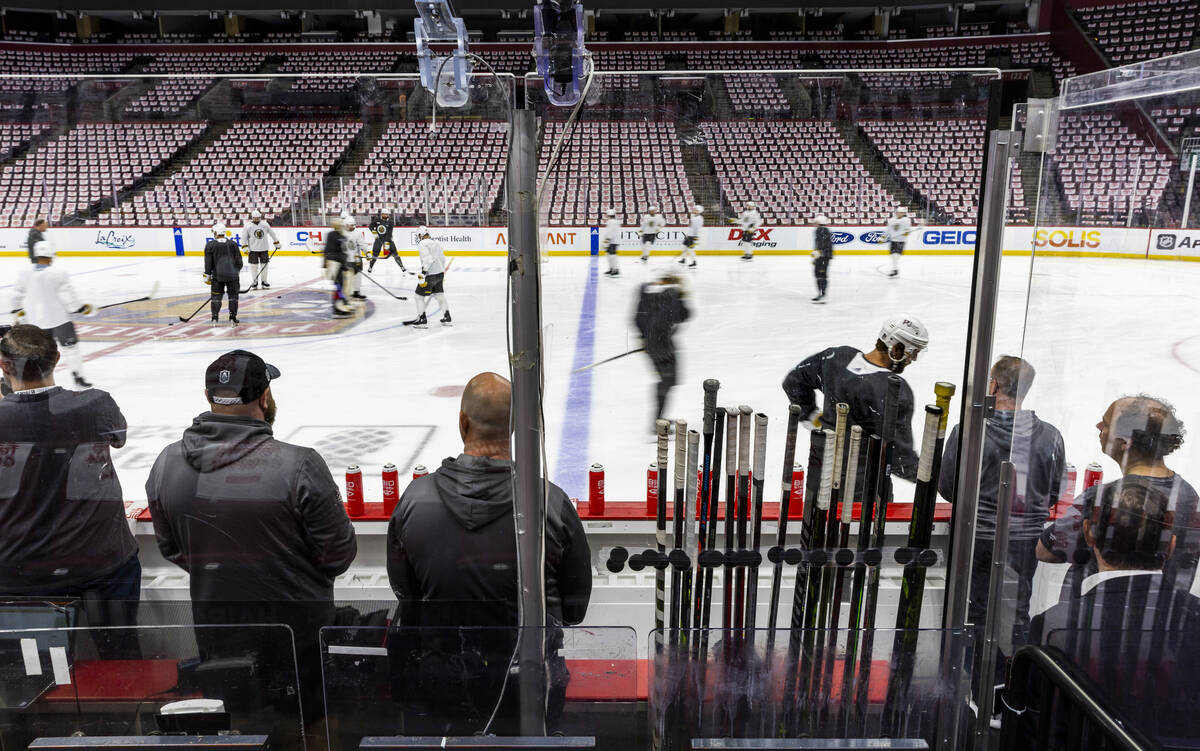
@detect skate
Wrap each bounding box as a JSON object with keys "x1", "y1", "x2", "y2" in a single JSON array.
[
  {"x1": 677, "y1": 257, "x2": 686, "y2": 264},
  {"x1": 248, "y1": 282, "x2": 258, "y2": 291},
  {"x1": 230, "y1": 315, "x2": 239, "y2": 326},
  {"x1": 639, "y1": 255, "x2": 648, "y2": 263},
  {"x1": 440, "y1": 311, "x2": 453, "y2": 326},
  {"x1": 740, "y1": 254, "x2": 753, "y2": 261},
  {"x1": 889, "y1": 269, "x2": 899, "y2": 277},
  {"x1": 688, "y1": 261, "x2": 697, "y2": 268},
  {"x1": 352, "y1": 292, "x2": 367, "y2": 300},
  {"x1": 368, "y1": 261, "x2": 377, "y2": 273},
  {"x1": 73, "y1": 372, "x2": 92, "y2": 388},
  {"x1": 332, "y1": 309, "x2": 353, "y2": 319},
  {"x1": 403, "y1": 313, "x2": 428, "y2": 328},
  {"x1": 210, "y1": 315, "x2": 219, "y2": 327},
  {"x1": 811, "y1": 294, "x2": 826, "y2": 304},
  {"x1": 261, "y1": 282, "x2": 270, "y2": 290}
]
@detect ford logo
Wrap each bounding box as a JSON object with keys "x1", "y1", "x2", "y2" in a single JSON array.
[
  {"x1": 859, "y1": 231, "x2": 886, "y2": 244},
  {"x1": 830, "y1": 231, "x2": 854, "y2": 245}
]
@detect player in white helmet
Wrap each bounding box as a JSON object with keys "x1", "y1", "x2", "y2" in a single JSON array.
[
  {"x1": 204, "y1": 222, "x2": 243, "y2": 327},
  {"x1": 677, "y1": 204, "x2": 702, "y2": 269},
  {"x1": 403, "y1": 226, "x2": 451, "y2": 328},
  {"x1": 323, "y1": 214, "x2": 355, "y2": 318},
  {"x1": 734, "y1": 201, "x2": 763, "y2": 260},
  {"x1": 782, "y1": 314, "x2": 929, "y2": 481},
  {"x1": 341, "y1": 212, "x2": 369, "y2": 302},
  {"x1": 884, "y1": 206, "x2": 915, "y2": 278},
  {"x1": 638, "y1": 205, "x2": 666, "y2": 263},
  {"x1": 240, "y1": 209, "x2": 280, "y2": 291},
  {"x1": 601, "y1": 208, "x2": 623, "y2": 277},
  {"x1": 10, "y1": 240, "x2": 94, "y2": 387},
  {"x1": 811, "y1": 214, "x2": 833, "y2": 304}
]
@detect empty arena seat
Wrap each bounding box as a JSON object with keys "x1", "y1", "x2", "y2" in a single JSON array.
[{"x1": 1074, "y1": 0, "x2": 1199, "y2": 65}]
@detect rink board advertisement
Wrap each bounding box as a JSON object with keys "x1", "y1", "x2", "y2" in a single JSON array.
[{"x1": 0, "y1": 223, "x2": 1190, "y2": 260}]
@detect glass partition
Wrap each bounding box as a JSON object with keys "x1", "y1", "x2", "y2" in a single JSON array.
[
  {"x1": 980, "y1": 48, "x2": 1200, "y2": 747},
  {"x1": 0, "y1": 623, "x2": 302, "y2": 749}
]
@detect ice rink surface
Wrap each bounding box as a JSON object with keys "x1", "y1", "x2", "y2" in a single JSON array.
[{"x1": 3, "y1": 248, "x2": 1199, "y2": 507}]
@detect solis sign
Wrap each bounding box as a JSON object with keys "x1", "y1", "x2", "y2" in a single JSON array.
[{"x1": 1034, "y1": 229, "x2": 1101, "y2": 249}]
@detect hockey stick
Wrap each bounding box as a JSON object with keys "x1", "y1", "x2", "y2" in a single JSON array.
[
  {"x1": 883, "y1": 404, "x2": 943, "y2": 735},
  {"x1": 824, "y1": 425, "x2": 862, "y2": 727},
  {"x1": 359, "y1": 269, "x2": 409, "y2": 301},
  {"x1": 733, "y1": 406, "x2": 753, "y2": 632},
  {"x1": 239, "y1": 246, "x2": 279, "y2": 294},
  {"x1": 793, "y1": 428, "x2": 836, "y2": 735},
  {"x1": 744, "y1": 412, "x2": 768, "y2": 630},
  {"x1": 176, "y1": 298, "x2": 210, "y2": 324},
  {"x1": 97, "y1": 281, "x2": 160, "y2": 310},
  {"x1": 693, "y1": 380, "x2": 719, "y2": 636},
  {"x1": 813, "y1": 404, "x2": 849, "y2": 715},
  {"x1": 699, "y1": 406, "x2": 725, "y2": 649},
  {"x1": 681, "y1": 429, "x2": 700, "y2": 634},
  {"x1": 766, "y1": 403, "x2": 802, "y2": 652},
  {"x1": 670, "y1": 420, "x2": 689, "y2": 637},
  {"x1": 841, "y1": 432, "x2": 880, "y2": 733},
  {"x1": 572, "y1": 347, "x2": 646, "y2": 373},
  {"x1": 655, "y1": 419, "x2": 670, "y2": 636},
  {"x1": 722, "y1": 410, "x2": 737, "y2": 632}
]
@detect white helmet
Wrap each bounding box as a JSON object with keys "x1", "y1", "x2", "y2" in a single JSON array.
[
  {"x1": 815, "y1": 214, "x2": 830, "y2": 225},
  {"x1": 32, "y1": 240, "x2": 54, "y2": 258},
  {"x1": 383, "y1": 206, "x2": 393, "y2": 215},
  {"x1": 879, "y1": 314, "x2": 930, "y2": 356},
  {"x1": 648, "y1": 206, "x2": 659, "y2": 213},
  {"x1": 692, "y1": 204, "x2": 703, "y2": 213},
  {"x1": 745, "y1": 202, "x2": 756, "y2": 210},
  {"x1": 605, "y1": 208, "x2": 616, "y2": 217},
  {"x1": 896, "y1": 206, "x2": 908, "y2": 215},
  {"x1": 418, "y1": 225, "x2": 430, "y2": 237},
  {"x1": 340, "y1": 211, "x2": 355, "y2": 228},
  {"x1": 212, "y1": 222, "x2": 227, "y2": 237},
  {"x1": 250, "y1": 209, "x2": 262, "y2": 219}
]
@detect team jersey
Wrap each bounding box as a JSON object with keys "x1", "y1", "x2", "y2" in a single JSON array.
[
  {"x1": 640, "y1": 213, "x2": 666, "y2": 235},
  {"x1": 13, "y1": 264, "x2": 81, "y2": 330},
  {"x1": 885, "y1": 216, "x2": 914, "y2": 243},
  {"x1": 602, "y1": 218, "x2": 623, "y2": 245},
  {"x1": 738, "y1": 209, "x2": 763, "y2": 231},
  {"x1": 204, "y1": 238, "x2": 244, "y2": 283},
  {"x1": 686, "y1": 213, "x2": 704, "y2": 237},
  {"x1": 345, "y1": 227, "x2": 371, "y2": 259},
  {"x1": 241, "y1": 220, "x2": 279, "y2": 253},
  {"x1": 370, "y1": 214, "x2": 395, "y2": 241},
  {"x1": 418, "y1": 238, "x2": 447, "y2": 275}
]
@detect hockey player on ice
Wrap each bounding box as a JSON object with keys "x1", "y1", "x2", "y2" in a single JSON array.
[
  {"x1": 11, "y1": 240, "x2": 94, "y2": 387},
  {"x1": 323, "y1": 214, "x2": 355, "y2": 318},
  {"x1": 638, "y1": 206, "x2": 666, "y2": 262},
  {"x1": 204, "y1": 223, "x2": 243, "y2": 327},
  {"x1": 782, "y1": 314, "x2": 929, "y2": 481},
  {"x1": 368, "y1": 207, "x2": 404, "y2": 272},
  {"x1": 601, "y1": 208, "x2": 623, "y2": 277},
  {"x1": 342, "y1": 213, "x2": 369, "y2": 302},
  {"x1": 240, "y1": 209, "x2": 280, "y2": 290},
  {"x1": 811, "y1": 214, "x2": 833, "y2": 304},
  {"x1": 677, "y1": 204, "x2": 702, "y2": 269},
  {"x1": 884, "y1": 206, "x2": 915, "y2": 278},
  {"x1": 402, "y1": 226, "x2": 451, "y2": 329},
  {"x1": 635, "y1": 272, "x2": 689, "y2": 434},
  {"x1": 734, "y1": 202, "x2": 763, "y2": 261}
]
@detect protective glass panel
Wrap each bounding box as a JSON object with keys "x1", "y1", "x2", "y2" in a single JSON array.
[
  {"x1": 0, "y1": 623, "x2": 301, "y2": 748},
  {"x1": 320, "y1": 626, "x2": 637, "y2": 750},
  {"x1": 989, "y1": 48, "x2": 1200, "y2": 746},
  {"x1": 648, "y1": 627, "x2": 972, "y2": 748}
]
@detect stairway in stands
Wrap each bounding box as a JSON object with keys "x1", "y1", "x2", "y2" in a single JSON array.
[
  {"x1": 675, "y1": 120, "x2": 725, "y2": 226},
  {"x1": 837, "y1": 121, "x2": 921, "y2": 215},
  {"x1": 312, "y1": 117, "x2": 390, "y2": 223}
]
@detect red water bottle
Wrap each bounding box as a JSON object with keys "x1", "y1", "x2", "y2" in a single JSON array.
[
  {"x1": 345, "y1": 465, "x2": 364, "y2": 517},
  {"x1": 1062, "y1": 463, "x2": 1078, "y2": 504},
  {"x1": 789, "y1": 464, "x2": 805, "y2": 520},
  {"x1": 1083, "y1": 462, "x2": 1103, "y2": 492},
  {"x1": 412, "y1": 464, "x2": 428, "y2": 480},
  {"x1": 588, "y1": 463, "x2": 605, "y2": 516},
  {"x1": 646, "y1": 462, "x2": 658, "y2": 516},
  {"x1": 381, "y1": 463, "x2": 400, "y2": 516}
]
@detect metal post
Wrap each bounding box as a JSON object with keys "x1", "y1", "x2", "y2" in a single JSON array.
[
  {"x1": 976, "y1": 461, "x2": 1017, "y2": 744},
  {"x1": 1126, "y1": 158, "x2": 1142, "y2": 227},
  {"x1": 1183, "y1": 154, "x2": 1198, "y2": 229},
  {"x1": 319, "y1": 178, "x2": 326, "y2": 224},
  {"x1": 424, "y1": 173, "x2": 431, "y2": 226},
  {"x1": 507, "y1": 107, "x2": 547, "y2": 737},
  {"x1": 935, "y1": 128, "x2": 1016, "y2": 749}
]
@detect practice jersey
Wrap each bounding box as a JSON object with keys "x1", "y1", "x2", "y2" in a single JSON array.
[
  {"x1": 635, "y1": 282, "x2": 690, "y2": 356},
  {"x1": 370, "y1": 214, "x2": 395, "y2": 241},
  {"x1": 204, "y1": 238, "x2": 243, "y2": 283},
  {"x1": 345, "y1": 227, "x2": 371, "y2": 259},
  {"x1": 602, "y1": 218, "x2": 623, "y2": 246},
  {"x1": 418, "y1": 238, "x2": 447, "y2": 275},
  {"x1": 885, "y1": 216, "x2": 913, "y2": 243},
  {"x1": 738, "y1": 209, "x2": 763, "y2": 231},
  {"x1": 241, "y1": 220, "x2": 279, "y2": 253},
  {"x1": 782, "y1": 345, "x2": 919, "y2": 481},
  {"x1": 686, "y1": 213, "x2": 704, "y2": 238},
  {"x1": 640, "y1": 213, "x2": 666, "y2": 236},
  {"x1": 13, "y1": 264, "x2": 81, "y2": 329},
  {"x1": 814, "y1": 225, "x2": 834, "y2": 262}
]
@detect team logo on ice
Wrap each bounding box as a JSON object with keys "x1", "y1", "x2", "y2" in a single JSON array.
[{"x1": 71, "y1": 290, "x2": 372, "y2": 342}]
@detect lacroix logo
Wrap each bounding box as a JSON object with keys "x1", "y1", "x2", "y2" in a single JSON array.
[{"x1": 1034, "y1": 229, "x2": 1101, "y2": 249}]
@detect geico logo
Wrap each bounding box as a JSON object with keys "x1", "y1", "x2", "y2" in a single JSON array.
[
  {"x1": 297, "y1": 230, "x2": 323, "y2": 242},
  {"x1": 859, "y1": 230, "x2": 886, "y2": 244},
  {"x1": 830, "y1": 231, "x2": 855, "y2": 245},
  {"x1": 922, "y1": 229, "x2": 977, "y2": 245},
  {"x1": 726, "y1": 228, "x2": 773, "y2": 241},
  {"x1": 1034, "y1": 229, "x2": 1101, "y2": 249}
]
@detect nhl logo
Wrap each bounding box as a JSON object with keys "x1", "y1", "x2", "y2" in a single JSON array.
[{"x1": 218, "y1": 370, "x2": 231, "y2": 384}]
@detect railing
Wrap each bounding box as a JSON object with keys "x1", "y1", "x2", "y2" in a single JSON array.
[{"x1": 998, "y1": 645, "x2": 1160, "y2": 751}]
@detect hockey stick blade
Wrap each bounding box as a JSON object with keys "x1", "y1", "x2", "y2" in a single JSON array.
[
  {"x1": 572, "y1": 347, "x2": 646, "y2": 373},
  {"x1": 359, "y1": 270, "x2": 409, "y2": 301},
  {"x1": 97, "y1": 281, "x2": 161, "y2": 311}
]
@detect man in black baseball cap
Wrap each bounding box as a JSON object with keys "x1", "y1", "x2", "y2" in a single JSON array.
[{"x1": 146, "y1": 348, "x2": 356, "y2": 722}]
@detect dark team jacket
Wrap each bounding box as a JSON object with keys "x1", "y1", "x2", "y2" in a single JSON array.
[
  {"x1": 1041, "y1": 473, "x2": 1200, "y2": 599},
  {"x1": 938, "y1": 410, "x2": 1066, "y2": 541},
  {"x1": 145, "y1": 412, "x2": 357, "y2": 603},
  {"x1": 323, "y1": 230, "x2": 348, "y2": 265},
  {"x1": 0, "y1": 387, "x2": 136, "y2": 593},
  {"x1": 370, "y1": 214, "x2": 395, "y2": 242},
  {"x1": 782, "y1": 345, "x2": 918, "y2": 481},
  {"x1": 635, "y1": 283, "x2": 690, "y2": 358},
  {"x1": 203, "y1": 237, "x2": 243, "y2": 282},
  {"x1": 814, "y1": 225, "x2": 833, "y2": 262},
  {"x1": 387, "y1": 453, "x2": 592, "y2": 628},
  {"x1": 26, "y1": 227, "x2": 44, "y2": 262}
]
